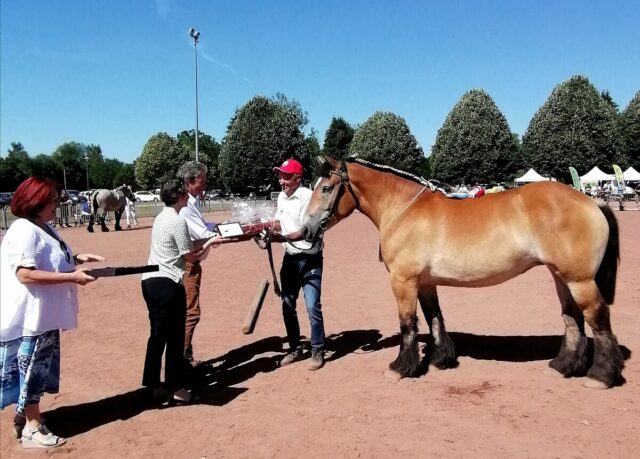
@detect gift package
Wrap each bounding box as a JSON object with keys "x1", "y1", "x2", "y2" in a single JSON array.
[{"x1": 218, "y1": 200, "x2": 276, "y2": 237}]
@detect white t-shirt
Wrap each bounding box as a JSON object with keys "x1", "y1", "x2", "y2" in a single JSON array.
[
  {"x1": 275, "y1": 186, "x2": 323, "y2": 255},
  {"x1": 0, "y1": 219, "x2": 79, "y2": 341}
]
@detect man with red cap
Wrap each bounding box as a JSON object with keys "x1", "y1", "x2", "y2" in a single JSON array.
[{"x1": 270, "y1": 158, "x2": 326, "y2": 370}]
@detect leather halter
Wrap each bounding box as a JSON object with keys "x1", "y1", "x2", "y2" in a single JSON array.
[{"x1": 323, "y1": 160, "x2": 360, "y2": 228}]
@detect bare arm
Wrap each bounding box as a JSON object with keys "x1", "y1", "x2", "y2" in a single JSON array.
[
  {"x1": 272, "y1": 229, "x2": 303, "y2": 242},
  {"x1": 16, "y1": 267, "x2": 97, "y2": 286}
]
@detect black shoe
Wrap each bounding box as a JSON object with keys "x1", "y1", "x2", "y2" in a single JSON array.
[
  {"x1": 281, "y1": 348, "x2": 305, "y2": 366},
  {"x1": 307, "y1": 349, "x2": 325, "y2": 371},
  {"x1": 167, "y1": 388, "x2": 199, "y2": 406}
]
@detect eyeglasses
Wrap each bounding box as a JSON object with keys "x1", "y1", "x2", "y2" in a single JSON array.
[{"x1": 59, "y1": 240, "x2": 71, "y2": 263}]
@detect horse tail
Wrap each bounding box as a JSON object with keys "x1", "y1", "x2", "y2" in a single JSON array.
[
  {"x1": 595, "y1": 205, "x2": 619, "y2": 305},
  {"x1": 91, "y1": 192, "x2": 99, "y2": 215}
]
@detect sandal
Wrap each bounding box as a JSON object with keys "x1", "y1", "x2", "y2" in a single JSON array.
[
  {"x1": 21, "y1": 424, "x2": 66, "y2": 448},
  {"x1": 13, "y1": 415, "x2": 47, "y2": 439}
]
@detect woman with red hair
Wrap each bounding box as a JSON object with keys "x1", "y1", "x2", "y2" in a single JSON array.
[{"x1": 0, "y1": 176, "x2": 105, "y2": 449}]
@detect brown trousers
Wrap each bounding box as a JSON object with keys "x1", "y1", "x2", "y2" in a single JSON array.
[{"x1": 182, "y1": 259, "x2": 202, "y2": 362}]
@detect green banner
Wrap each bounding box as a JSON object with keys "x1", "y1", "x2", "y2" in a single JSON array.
[
  {"x1": 569, "y1": 167, "x2": 581, "y2": 191},
  {"x1": 612, "y1": 164, "x2": 625, "y2": 186}
]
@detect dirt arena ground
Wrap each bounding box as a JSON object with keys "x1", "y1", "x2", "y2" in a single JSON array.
[{"x1": 1, "y1": 209, "x2": 638, "y2": 458}]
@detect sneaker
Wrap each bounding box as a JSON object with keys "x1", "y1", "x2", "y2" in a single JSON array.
[
  {"x1": 281, "y1": 348, "x2": 304, "y2": 366},
  {"x1": 307, "y1": 349, "x2": 325, "y2": 371}
]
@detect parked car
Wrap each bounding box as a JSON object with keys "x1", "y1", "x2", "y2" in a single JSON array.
[
  {"x1": 205, "y1": 189, "x2": 224, "y2": 199},
  {"x1": 0, "y1": 192, "x2": 12, "y2": 206},
  {"x1": 134, "y1": 190, "x2": 160, "y2": 202}
]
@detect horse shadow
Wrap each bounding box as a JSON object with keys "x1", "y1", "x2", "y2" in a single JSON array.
[{"x1": 322, "y1": 329, "x2": 631, "y2": 378}]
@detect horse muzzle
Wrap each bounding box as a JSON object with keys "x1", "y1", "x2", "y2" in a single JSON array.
[{"x1": 302, "y1": 211, "x2": 330, "y2": 243}]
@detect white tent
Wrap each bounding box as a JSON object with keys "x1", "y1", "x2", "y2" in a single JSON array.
[
  {"x1": 623, "y1": 166, "x2": 640, "y2": 181},
  {"x1": 580, "y1": 166, "x2": 614, "y2": 183},
  {"x1": 515, "y1": 168, "x2": 549, "y2": 183}
]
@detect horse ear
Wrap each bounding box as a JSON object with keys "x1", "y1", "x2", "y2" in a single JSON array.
[{"x1": 317, "y1": 155, "x2": 326, "y2": 165}]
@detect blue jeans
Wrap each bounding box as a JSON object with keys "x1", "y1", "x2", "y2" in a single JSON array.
[{"x1": 280, "y1": 252, "x2": 325, "y2": 352}]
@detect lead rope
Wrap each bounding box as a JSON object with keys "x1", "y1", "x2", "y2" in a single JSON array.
[
  {"x1": 254, "y1": 228, "x2": 281, "y2": 297},
  {"x1": 379, "y1": 184, "x2": 429, "y2": 236},
  {"x1": 377, "y1": 184, "x2": 429, "y2": 262}
]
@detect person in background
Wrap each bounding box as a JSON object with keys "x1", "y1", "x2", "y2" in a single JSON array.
[
  {"x1": 271, "y1": 158, "x2": 327, "y2": 371},
  {"x1": 0, "y1": 176, "x2": 105, "y2": 448},
  {"x1": 468, "y1": 182, "x2": 486, "y2": 199},
  {"x1": 140, "y1": 178, "x2": 222, "y2": 404},
  {"x1": 58, "y1": 190, "x2": 72, "y2": 228},
  {"x1": 175, "y1": 161, "x2": 219, "y2": 366},
  {"x1": 124, "y1": 186, "x2": 138, "y2": 229}
]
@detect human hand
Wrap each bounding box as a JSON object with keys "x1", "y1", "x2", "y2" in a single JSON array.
[
  {"x1": 270, "y1": 231, "x2": 286, "y2": 243},
  {"x1": 197, "y1": 246, "x2": 211, "y2": 261},
  {"x1": 75, "y1": 253, "x2": 106, "y2": 264},
  {"x1": 202, "y1": 235, "x2": 224, "y2": 250},
  {"x1": 72, "y1": 268, "x2": 98, "y2": 285}
]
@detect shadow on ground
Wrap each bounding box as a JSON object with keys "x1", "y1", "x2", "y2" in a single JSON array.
[{"x1": 44, "y1": 330, "x2": 631, "y2": 438}]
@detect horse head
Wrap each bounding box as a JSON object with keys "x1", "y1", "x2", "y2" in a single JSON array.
[
  {"x1": 115, "y1": 185, "x2": 132, "y2": 199},
  {"x1": 302, "y1": 156, "x2": 360, "y2": 243}
]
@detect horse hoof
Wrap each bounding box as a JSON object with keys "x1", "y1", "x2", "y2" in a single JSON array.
[
  {"x1": 582, "y1": 378, "x2": 609, "y2": 390},
  {"x1": 384, "y1": 369, "x2": 403, "y2": 381}
]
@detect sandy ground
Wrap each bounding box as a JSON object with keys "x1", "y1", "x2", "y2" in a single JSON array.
[{"x1": 0, "y1": 209, "x2": 638, "y2": 458}]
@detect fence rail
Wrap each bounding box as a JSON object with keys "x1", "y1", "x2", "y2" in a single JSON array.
[{"x1": 0, "y1": 197, "x2": 270, "y2": 230}]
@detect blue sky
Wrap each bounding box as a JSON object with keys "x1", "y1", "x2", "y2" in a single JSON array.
[{"x1": 2, "y1": 0, "x2": 639, "y2": 163}]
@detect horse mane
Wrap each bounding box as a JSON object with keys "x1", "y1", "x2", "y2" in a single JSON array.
[{"x1": 344, "y1": 157, "x2": 448, "y2": 194}]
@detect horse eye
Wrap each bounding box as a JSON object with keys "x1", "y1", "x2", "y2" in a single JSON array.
[{"x1": 322, "y1": 185, "x2": 333, "y2": 193}]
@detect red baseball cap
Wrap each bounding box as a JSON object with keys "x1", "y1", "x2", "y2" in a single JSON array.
[{"x1": 273, "y1": 158, "x2": 303, "y2": 175}]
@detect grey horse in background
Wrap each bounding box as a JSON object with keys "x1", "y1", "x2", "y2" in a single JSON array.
[{"x1": 87, "y1": 186, "x2": 132, "y2": 232}]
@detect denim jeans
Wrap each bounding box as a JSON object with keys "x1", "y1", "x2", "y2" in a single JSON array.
[{"x1": 280, "y1": 252, "x2": 325, "y2": 351}]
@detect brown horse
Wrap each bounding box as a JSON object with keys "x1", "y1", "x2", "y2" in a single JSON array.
[{"x1": 302, "y1": 157, "x2": 624, "y2": 388}]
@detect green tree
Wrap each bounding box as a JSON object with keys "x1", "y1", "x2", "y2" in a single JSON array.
[
  {"x1": 420, "y1": 155, "x2": 432, "y2": 179},
  {"x1": 176, "y1": 129, "x2": 220, "y2": 188},
  {"x1": 619, "y1": 91, "x2": 640, "y2": 171},
  {"x1": 30, "y1": 154, "x2": 63, "y2": 180},
  {"x1": 323, "y1": 117, "x2": 354, "y2": 159},
  {"x1": 521, "y1": 75, "x2": 619, "y2": 182},
  {"x1": 3, "y1": 142, "x2": 33, "y2": 189},
  {"x1": 219, "y1": 95, "x2": 310, "y2": 192},
  {"x1": 113, "y1": 163, "x2": 137, "y2": 189},
  {"x1": 306, "y1": 129, "x2": 322, "y2": 184},
  {"x1": 349, "y1": 111, "x2": 424, "y2": 175},
  {"x1": 135, "y1": 132, "x2": 191, "y2": 190},
  {"x1": 430, "y1": 89, "x2": 520, "y2": 184},
  {"x1": 51, "y1": 142, "x2": 87, "y2": 189}
]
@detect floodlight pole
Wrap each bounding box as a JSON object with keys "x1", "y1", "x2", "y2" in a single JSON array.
[
  {"x1": 85, "y1": 151, "x2": 90, "y2": 190},
  {"x1": 189, "y1": 27, "x2": 201, "y2": 163}
]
